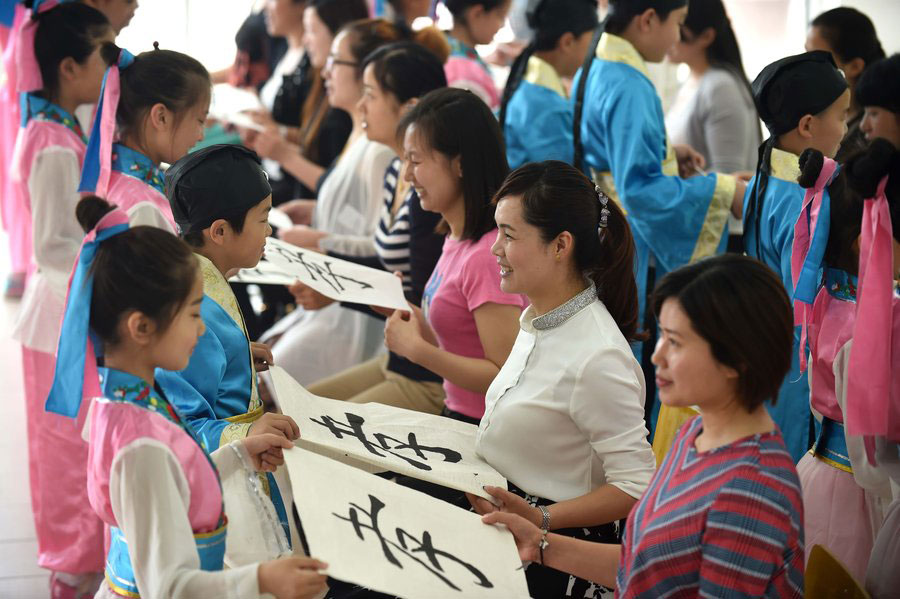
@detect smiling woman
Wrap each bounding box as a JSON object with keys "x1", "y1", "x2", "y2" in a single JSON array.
[{"x1": 474, "y1": 160, "x2": 653, "y2": 597}]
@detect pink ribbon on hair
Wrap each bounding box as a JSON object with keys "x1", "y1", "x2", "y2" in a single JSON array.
[
  {"x1": 14, "y1": 1, "x2": 59, "y2": 93},
  {"x1": 790, "y1": 157, "x2": 838, "y2": 372},
  {"x1": 846, "y1": 176, "x2": 896, "y2": 461},
  {"x1": 93, "y1": 64, "x2": 121, "y2": 197}
]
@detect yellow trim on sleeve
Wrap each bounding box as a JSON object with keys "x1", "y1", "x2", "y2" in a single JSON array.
[
  {"x1": 219, "y1": 421, "x2": 253, "y2": 447},
  {"x1": 689, "y1": 173, "x2": 735, "y2": 263},
  {"x1": 104, "y1": 573, "x2": 141, "y2": 598}
]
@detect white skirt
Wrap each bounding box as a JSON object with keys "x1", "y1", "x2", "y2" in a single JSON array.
[{"x1": 261, "y1": 302, "x2": 385, "y2": 386}]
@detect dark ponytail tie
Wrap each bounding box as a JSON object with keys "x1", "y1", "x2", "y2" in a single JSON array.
[{"x1": 797, "y1": 148, "x2": 825, "y2": 188}]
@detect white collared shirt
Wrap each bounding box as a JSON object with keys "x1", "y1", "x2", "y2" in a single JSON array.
[{"x1": 476, "y1": 284, "x2": 655, "y2": 502}]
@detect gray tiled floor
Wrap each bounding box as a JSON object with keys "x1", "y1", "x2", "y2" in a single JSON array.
[{"x1": 0, "y1": 232, "x2": 49, "y2": 598}]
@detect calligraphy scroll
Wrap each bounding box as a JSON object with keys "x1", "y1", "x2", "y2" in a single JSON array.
[
  {"x1": 269, "y1": 366, "x2": 506, "y2": 499},
  {"x1": 284, "y1": 447, "x2": 529, "y2": 599},
  {"x1": 231, "y1": 237, "x2": 409, "y2": 311}
]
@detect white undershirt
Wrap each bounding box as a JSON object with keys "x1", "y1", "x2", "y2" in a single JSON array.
[{"x1": 95, "y1": 440, "x2": 262, "y2": 599}]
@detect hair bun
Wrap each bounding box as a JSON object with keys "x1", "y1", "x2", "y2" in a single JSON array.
[
  {"x1": 76, "y1": 195, "x2": 116, "y2": 233},
  {"x1": 845, "y1": 138, "x2": 897, "y2": 198},
  {"x1": 797, "y1": 148, "x2": 825, "y2": 188}
]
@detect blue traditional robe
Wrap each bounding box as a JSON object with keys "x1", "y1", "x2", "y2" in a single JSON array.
[
  {"x1": 574, "y1": 33, "x2": 735, "y2": 332},
  {"x1": 743, "y1": 147, "x2": 812, "y2": 463},
  {"x1": 504, "y1": 55, "x2": 573, "y2": 169},
  {"x1": 156, "y1": 254, "x2": 292, "y2": 542},
  {"x1": 157, "y1": 253, "x2": 262, "y2": 451},
  {"x1": 574, "y1": 33, "x2": 735, "y2": 435}
]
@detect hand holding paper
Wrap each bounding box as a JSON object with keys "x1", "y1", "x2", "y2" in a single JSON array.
[
  {"x1": 284, "y1": 447, "x2": 529, "y2": 599},
  {"x1": 268, "y1": 365, "x2": 507, "y2": 499},
  {"x1": 231, "y1": 237, "x2": 409, "y2": 311}
]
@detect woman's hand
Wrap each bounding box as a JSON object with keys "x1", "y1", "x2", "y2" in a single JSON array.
[
  {"x1": 248, "y1": 412, "x2": 300, "y2": 441},
  {"x1": 251, "y1": 341, "x2": 274, "y2": 372},
  {"x1": 384, "y1": 309, "x2": 426, "y2": 360},
  {"x1": 731, "y1": 176, "x2": 748, "y2": 218},
  {"x1": 673, "y1": 143, "x2": 706, "y2": 178},
  {"x1": 467, "y1": 486, "x2": 543, "y2": 527},
  {"x1": 278, "y1": 225, "x2": 328, "y2": 251},
  {"x1": 482, "y1": 512, "x2": 543, "y2": 563},
  {"x1": 279, "y1": 199, "x2": 315, "y2": 226},
  {"x1": 258, "y1": 556, "x2": 329, "y2": 599},
  {"x1": 247, "y1": 108, "x2": 277, "y2": 131},
  {"x1": 252, "y1": 128, "x2": 292, "y2": 162},
  {"x1": 288, "y1": 280, "x2": 335, "y2": 310},
  {"x1": 241, "y1": 433, "x2": 294, "y2": 472}
]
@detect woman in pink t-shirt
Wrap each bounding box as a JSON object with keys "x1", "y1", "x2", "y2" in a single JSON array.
[{"x1": 383, "y1": 88, "x2": 527, "y2": 422}]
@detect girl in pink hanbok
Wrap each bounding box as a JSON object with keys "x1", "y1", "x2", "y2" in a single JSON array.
[
  {"x1": 0, "y1": 2, "x2": 28, "y2": 297},
  {"x1": 9, "y1": 3, "x2": 113, "y2": 596},
  {"x1": 48, "y1": 196, "x2": 328, "y2": 599},
  {"x1": 78, "y1": 45, "x2": 211, "y2": 231},
  {"x1": 792, "y1": 138, "x2": 900, "y2": 583}
]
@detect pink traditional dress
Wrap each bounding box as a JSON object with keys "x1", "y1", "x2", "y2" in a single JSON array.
[
  {"x1": 105, "y1": 143, "x2": 174, "y2": 231},
  {"x1": 89, "y1": 368, "x2": 263, "y2": 598},
  {"x1": 10, "y1": 92, "x2": 105, "y2": 575},
  {"x1": 444, "y1": 35, "x2": 500, "y2": 111},
  {"x1": 77, "y1": 47, "x2": 176, "y2": 232},
  {"x1": 793, "y1": 159, "x2": 900, "y2": 583},
  {"x1": 795, "y1": 268, "x2": 885, "y2": 580},
  {"x1": 0, "y1": 4, "x2": 30, "y2": 291}
]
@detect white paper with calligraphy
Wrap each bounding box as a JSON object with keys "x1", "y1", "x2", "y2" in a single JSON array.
[
  {"x1": 285, "y1": 447, "x2": 530, "y2": 599},
  {"x1": 231, "y1": 237, "x2": 409, "y2": 311},
  {"x1": 269, "y1": 366, "x2": 507, "y2": 499}
]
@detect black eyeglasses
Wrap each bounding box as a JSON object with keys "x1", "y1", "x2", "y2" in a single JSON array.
[{"x1": 325, "y1": 54, "x2": 359, "y2": 69}]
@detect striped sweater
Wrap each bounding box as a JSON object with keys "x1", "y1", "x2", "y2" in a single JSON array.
[{"x1": 617, "y1": 416, "x2": 804, "y2": 598}]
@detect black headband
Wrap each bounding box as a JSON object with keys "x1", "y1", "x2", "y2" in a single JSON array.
[
  {"x1": 752, "y1": 50, "x2": 848, "y2": 136},
  {"x1": 165, "y1": 144, "x2": 272, "y2": 235}
]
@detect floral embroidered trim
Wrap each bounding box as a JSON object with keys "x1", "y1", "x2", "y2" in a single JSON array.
[
  {"x1": 24, "y1": 93, "x2": 87, "y2": 143},
  {"x1": 111, "y1": 143, "x2": 164, "y2": 194}
]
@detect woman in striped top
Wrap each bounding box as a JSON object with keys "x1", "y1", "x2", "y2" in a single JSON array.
[
  {"x1": 298, "y1": 43, "x2": 450, "y2": 413},
  {"x1": 484, "y1": 255, "x2": 805, "y2": 598}
]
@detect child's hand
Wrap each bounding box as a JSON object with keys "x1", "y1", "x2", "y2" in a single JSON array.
[
  {"x1": 241, "y1": 433, "x2": 293, "y2": 472},
  {"x1": 288, "y1": 281, "x2": 334, "y2": 310},
  {"x1": 251, "y1": 342, "x2": 274, "y2": 372},
  {"x1": 249, "y1": 412, "x2": 300, "y2": 440},
  {"x1": 258, "y1": 556, "x2": 328, "y2": 599}
]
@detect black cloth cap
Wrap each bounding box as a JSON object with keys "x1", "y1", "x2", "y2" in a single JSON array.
[
  {"x1": 856, "y1": 53, "x2": 900, "y2": 114},
  {"x1": 165, "y1": 144, "x2": 272, "y2": 235},
  {"x1": 752, "y1": 50, "x2": 848, "y2": 136}
]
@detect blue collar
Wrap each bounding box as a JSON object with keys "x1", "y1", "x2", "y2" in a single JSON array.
[
  {"x1": 111, "y1": 143, "x2": 165, "y2": 194},
  {"x1": 20, "y1": 93, "x2": 87, "y2": 143},
  {"x1": 824, "y1": 268, "x2": 857, "y2": 303}
]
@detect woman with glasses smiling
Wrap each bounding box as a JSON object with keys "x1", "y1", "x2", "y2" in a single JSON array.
[{"x1": 260, "y1": 18, "x2": 449, "y2": 386}]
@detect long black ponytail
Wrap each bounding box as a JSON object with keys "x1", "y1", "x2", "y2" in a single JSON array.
[{"x1": 498, "y1": 0, "x2": 598, "y2": 131}]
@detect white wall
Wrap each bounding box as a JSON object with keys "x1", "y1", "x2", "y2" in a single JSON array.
[{"x1": 115, "y1": 0, "x2": 255, "y2": 73}]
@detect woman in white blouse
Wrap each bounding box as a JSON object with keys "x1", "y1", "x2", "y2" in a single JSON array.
[{"x1": 470, "y1": 161, "x2": 656, "y2": 598}]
